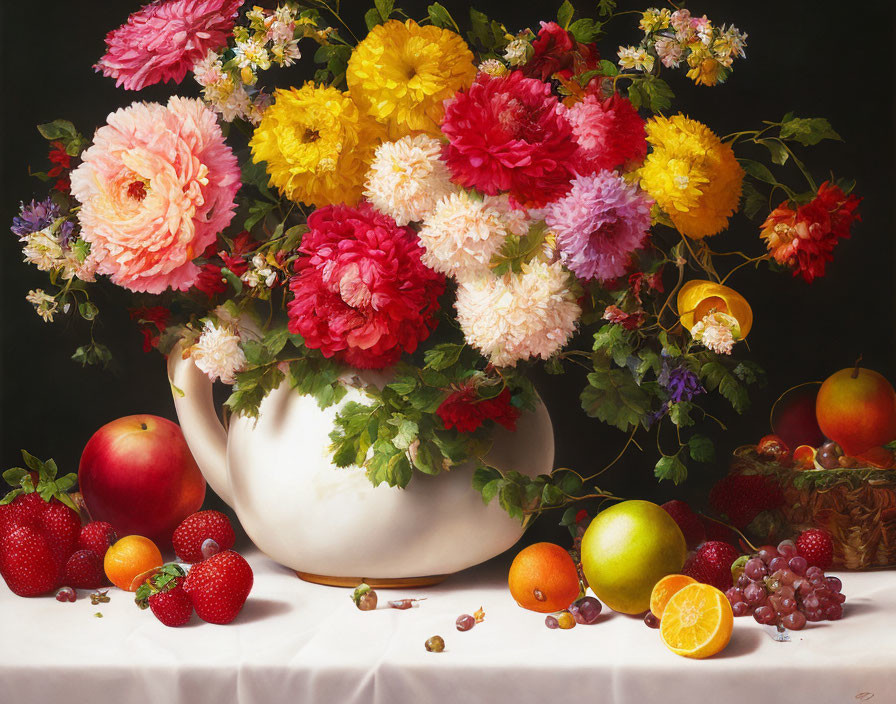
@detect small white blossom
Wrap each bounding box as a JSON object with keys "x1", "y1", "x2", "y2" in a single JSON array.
[
  {"x1": 503, "y1": 38, "x2": 531, "y2": 66},
  {"x1": 241, "y1": 253, "x2": 277, "y2": 289},
  {"x1": 690, "y1": 312, "x2": 739, "y2": 355},
  {"x1": 191, "y1": 321, "x2": 247, "y2": 384},
  {"x1": 26, "y1": 289, "x2": 58, "y2": 322},
  {"x1": 22, "y1": 229, "x2": 63, "y2": 271},
  {"x1": 617, "y1": 46, "x2": 655, "y2": 72}
]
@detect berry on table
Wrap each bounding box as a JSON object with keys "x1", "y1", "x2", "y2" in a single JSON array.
[
  {"x1": 424, "y1": 636, "x2": 445, "y2": 652},
  {"x1": 351, "y1": 583, "x2": 378, "y2": 611},
  {"x1": 682, "y1": 541, "x2": 740, "y2": 590},
  {"x1": 78, "y1": 522, "x2": 117, "y2": 559},
  {"x1": 0, "y1": 525, "x2": 62, "y2": 597},
  {"x1": 182, "y1": 550, "x2": 253, "y2": 624},
  {"x1": 172, "y1": 511, "x2": 236, "y2": 563},
  {"x1": 643, "y1": 611, "x2": 660, "y2": 629},
  {"x1": 796, "y1": 529, "x2": 834, "y2": 569},
  {"x1": 135, "y1": 564, "x2": 193, "y2": 627},
  {"x1": 65, "y1": 549, "x2": 108, "y2": 589},
  {"x1": 568, "y1": 596, "x2": 602, "y2": 624},
  {"x1": 456, "y1": 614, "x2": 475, "y2": 631}
]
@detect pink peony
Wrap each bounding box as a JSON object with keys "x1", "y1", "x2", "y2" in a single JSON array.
[
  {"x1": 440, "y1": 71, "x2": 578, "y2": 207},
  {"x1": 70, "y1": 97, "x2": 241, "y2": 293},
  {"x1": 96, "y1": 0, "x2": 243, "y2": 91},
  {"x1": 545, "y1": 171, "x2": 653, "y2": 282},
  {"x1": 287, "y1": 203, "x2": 445, "y2": 369},
  {"x1": 566, "y1": 93, "x2": 648, "y2": 174}
]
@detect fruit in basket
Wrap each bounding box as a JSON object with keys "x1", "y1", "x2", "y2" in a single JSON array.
[
  {"x1": 660, "y1": 500, "x2": 705, "y2": 550},
  {"x1": 682, "y1": 541, "x2": 740, "y2": 590},
  {"x1": 660, "y1": 583, "x2": 733, "y2": 659},
  {"x1": 78, "y1": 415, "x2": 206, "y2": 545},
  {"x1": 792, "y1": 445, "x2": 816, "y2": 470},
  {"x1": 816, "y1": 366, "x2": 896, "y2": 456},
  {"x1": 709, "y1": 473, "x2": 784, "y2": 531},
  {"x1": 815, "y1": 441, "x2": 843, "y2": 470},
  {"x1": 770, "y1": 383, "x2": 824, "y2": 450},
  {"x1": 757, "y1": 434, "x2": 791, "y2": 464},
  {"x1": 796, "y1": 529, "x2": 833, "y2": 569},
  {"x1": 103, "y1": 535, "x2": 164, "y2": 591},
  {"x1": 580, "y1": 500, "x2": 687, "y2": 614},
  {"x1": 182, "y1": 550, "x2": 254, "y2": 624},
  {"x1": 508, "y1": 542, "x2": 581, "y2": 613}
]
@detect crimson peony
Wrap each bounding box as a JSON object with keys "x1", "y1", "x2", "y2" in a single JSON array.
[{"x1": 436, "y1": 387, "x2": 520, "y2": 433}]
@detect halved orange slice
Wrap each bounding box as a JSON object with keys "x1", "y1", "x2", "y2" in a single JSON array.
[
  {"x1": 660, "y1": 582, "x2": 733, "y2": 659},
  {"x1": 649, "y1": 573, "x2": 696, "y2": 619}
]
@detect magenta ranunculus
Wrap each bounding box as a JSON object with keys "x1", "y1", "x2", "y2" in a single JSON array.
[
  {"x1": 70, "y1": 97, "x2": 241, "y2": 294},
  {"x1": 440, "y1": 71, "x2": 578, "y2": 207},
  {"x1": 545, "y1": 171, "x2": 653, "y2": 282},
  {"x1": 287, "y1": 203, "x2": 445, "y2": 369},
  {"x1": 96, "y1": 0, "x2": 243, "y2": 91}
]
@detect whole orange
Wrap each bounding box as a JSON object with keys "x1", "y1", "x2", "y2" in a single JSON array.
[
  {"x1": 508, "y1": 542, "x2": 581, "y2": 613},
  {"x1": 816, "y1": 367, "x2": 896, "y2": 456},
  {"x1": 104, "y1": 535, "x2": 164, "y2": 591}
]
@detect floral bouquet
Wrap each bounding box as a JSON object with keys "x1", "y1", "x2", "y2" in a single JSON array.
[{"x1": 12, "y1": 0, "x2": 860, "y2": 519}]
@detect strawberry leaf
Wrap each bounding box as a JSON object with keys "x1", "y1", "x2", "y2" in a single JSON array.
[
  {"x1": 2, "y1": 468, "x2": 28, "y2": 486},
  {"x1": 0, "y1": 488, "x2": 23, "y2": 505}
]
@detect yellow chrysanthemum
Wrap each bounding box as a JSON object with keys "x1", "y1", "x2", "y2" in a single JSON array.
[
  {"x1": 639, "y1": 115, "x2": 744, "y2": 239},
  {"x1": 249, "y1": 83, "x2": 385, "y2": 208},
  {"x1": 346, "y1": 19, "x2": 476, "y2": 138}
]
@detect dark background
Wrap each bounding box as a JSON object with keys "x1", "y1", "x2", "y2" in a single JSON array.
[{"x1": 1, "y1": 0, "x2": 894, "y2": 542}]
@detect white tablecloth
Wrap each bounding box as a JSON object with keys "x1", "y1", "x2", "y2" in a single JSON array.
[{"x1": 2, "y1": 546, "x2": 894, "y2": 704}]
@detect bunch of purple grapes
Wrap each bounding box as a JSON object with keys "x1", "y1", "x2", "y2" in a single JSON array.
[{"x1": 725, "y1": 539, "x2": 845, "y2": 631}]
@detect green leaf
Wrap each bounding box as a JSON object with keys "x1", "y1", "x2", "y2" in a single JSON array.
[
  {"x1": 581, "y1": 368, "x2": 649, "y2": 432},
  {"x1": 220, "y1": 267, "x2": 244, "y2": 296},
  {"x1": 739, "y1": 159, "x2": 778, "y2": 186},
  {"x1": 733, "y1": 361, "x2": 766, "y2": 385},
  {"x1": 658, "y1": 330, "x2": 681, "y2": 358},
  {"x1": 669, "y1": 401, "x2": 695, "y2": 428},
  {"x1": 244, "y1": 200, "x2": 276, "y2": 232},
  {"x1": 741, "y1": 179, "x2": 767, "y2": 220},
  {"x1": 410, "y1": 440, "x2": 443, "y2": 475},
  {"x1": 779, "y1": 117, "x2": 841, "y2": 146},
  {"x1": 554, "y1": 471, "x2": 583, "y2": 496},
  {"x1": 597, "y1": 0, "x2": 616, "y2": 16},
  {"x1": 492, "y1": 221, "x2": 549, "y2": 274},
  {"x1": 262, "y1": 326, "x2": 290, "y2": 357},
  {"x1": 391, "y1": 418, "x2": 419, "y2": 451},
  {"x1": 387, "y1": 376, "x2": 418, "y2": 395},
  {"x1": 0, "y1": 489, "x2": 23, "y2": 506},
  {"x1": 466, "y1": 8, "x2": 509, "y2": 54},
  {"x1": 593, "y1": 324, "x2": 633, "y2": 368},
  {"x1": 364, "y1": 7, "x2": 382, "y2": 30},
  {"x1": 241, "y1": 340, "x2": 274, "y2": 366},
  {"x1": 21, "y1": 450, "x2": 45, "y2": 474},
  {"x1": 556, "y1": 0, "x2": 574, "y2": 29},
  {"x1": 427, "y1": 3, "x2": 459, "y2": 31},
  {"x1": 568, "y1": 18, "x2": 602, "y2": 43},
  {"x1": 72, "y1": 342, "x2": 112, "y2": 368},
  {"x1": 472, "y1": 464, "x2": 501, "y2": 494},
  {"x1": 759, "y1": 139, "x2": 789, "y2": 166},
  {"x1": 688, "y1": 434, "x2": 715, "y2": 463},
  {"x1": 544, "y1": 355, "x2": 564, "y2": 375},
  {"x1": 423, "y1": 343, "x2": 464, "y2": 371},
  {"x1": 627, "y1": 76, "x2": 674, "y2": 113},
  {"x1": 654, "y1": 454, "x2": 688, "y2": 484},
  {"x1": 596, "y1": 58, "x2": 618, "y2": 77},
  {"x1": 36, "y1": 119, "x2": 78, "y2": 142},
  {"x1": 78, "y1": 301, "x2": 98, "y2": 321},
  {"x1": 2, "y1": 468, "x2": 28, "y2": 486},
  {"x1": 375, "y1": 0, "x2": 394, "y2": 20},
  {"x1": 700, "y1": 361, "x2": 750, "y2": 414}
]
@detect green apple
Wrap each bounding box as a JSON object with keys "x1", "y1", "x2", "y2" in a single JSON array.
[{"x1": 581, "y1": 500, "x2": 687, "y2": 614}]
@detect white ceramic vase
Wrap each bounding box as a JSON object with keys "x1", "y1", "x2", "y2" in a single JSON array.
[{"x1": 167, "y1": 346, "x2": 554, "y2": 585}]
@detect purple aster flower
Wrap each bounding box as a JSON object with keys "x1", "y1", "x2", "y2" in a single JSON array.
[
  {"x1": 59, "y1": 219, "x2": 76, "y2": 247},
  {"x1": 545, "y1": 170, "x2": 652, "y2": 282},
  {"x1": 658, "y1": 361, "x2": 705, "y2": 403},
  {"x1": 11, "y1": 198, "x2": 60, "y2": 239}
]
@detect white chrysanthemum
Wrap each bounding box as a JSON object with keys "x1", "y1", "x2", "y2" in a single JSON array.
[
  {"x1": 191, "y1": 320, "x2": 247, "y2": 384},
  {"x1": 455, "y1": 260, "x2": 580, "y2": 367},
  {"x1": 503, "y1": 38, "x2": 531, "y2": 66},
  {"x1": 418, "y1": 192, "x2": 528, "y2": 277},
  {"x1": 690, "y1": 312, "x2": 738, "y2": 355},
  {"x1": 26, "y1": 289, "x2": 58, "y2": 323},
  {"x1": 363, "y1": 135, "x2": 457, "y2": 226},
  {"x1": 22, "y1": 229, "x2": 63, "y2": 271},
  {"x1": 61, "y1": 248, "x2": 98, "y2": 282}
]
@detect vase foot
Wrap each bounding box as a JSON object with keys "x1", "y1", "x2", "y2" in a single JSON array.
[{"x1": 295, "y1": 571, "x2": 449, "y2": 588}]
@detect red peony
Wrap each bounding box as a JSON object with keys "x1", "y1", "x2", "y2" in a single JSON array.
[
  {"x1": 220, "y1": 231, "x2": 256, "y2": 277},
  {"x1": 709, "y1": 473, "x2": 784, "y2": 530},
  {"x1": 523, "y1": 21, "x2": 600, "y2": 82},
  {"x1": 129, "y1": 306, "x2": 171, "y2": 352},
  {"x1": 437, "y1": 387, "x2": 520, "y2": 433},
  {"x1": 194, "y1": 263, "x2": 228, "y2": 297},
  {"x1": 566, "y1": 93, "x2": 647, "y2": 175},
  {"x1": 760, "y1": 181, "x2": 861, "y2": 283},
  {"x1": 287, "y1": 203, "x2": 445, "y2": 369},
  {"x1": 440, "y1": 71, "x2": 578, "y2": 206}
]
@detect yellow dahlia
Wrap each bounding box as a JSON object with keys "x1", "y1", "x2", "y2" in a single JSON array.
[
  {"x1": 346, "y1": 19, "x2": 476, "y2": 138},
  {"x1": 639, "y1": 114, "x2": 743, "y2": 239},
  {"x1": 249, "y1": 83, "x2": 385, "y2": 208}
]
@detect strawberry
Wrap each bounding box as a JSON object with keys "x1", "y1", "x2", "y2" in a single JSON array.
[
  {"x1": 38, "y1": 500, "x2": 81, "y2": 565},
  {"x1": 135, "y1": 564, "x2": 193, "y2": 627},
  {"x1": 797, "y1": 528, "x2": 834, "y2": 569},
  {"x1": 709, "y1": 473, "x2": 784, "y2": 530},
  {"x1": 78, "y1": 521, "x2": 117, "y2": 558},
  {"x1": 5, "y1": 493, "x2": 47, "y2": 531},
  {"x1": 660, "y1": 500, "x2": 705, "y2": 550},
  {"x1": 183, "y1": 550, "x2": 253, "y2": 624},
  {"x1": 172, "y1": 511, "x2": 236, "y2": 563},
  {"x1": 682, "y1": 540, "x2": 741, "y2": 591},
  {"x1": 0, "y1": 525, "x2": 62, "y2": 596},
  {"x1": 64, "y1": 549, "x2": 108, "y2": 589}
]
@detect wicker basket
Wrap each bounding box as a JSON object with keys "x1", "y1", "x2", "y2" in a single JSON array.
[{"x1": 730, "y1": 446, "x2": 896, "y2": 570}]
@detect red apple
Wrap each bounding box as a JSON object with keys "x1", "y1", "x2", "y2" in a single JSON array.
[
  {"x1": 79, "y1": 415, "x2": 205, "y2": 546},
  {"x1": 816, "y1": 367, "x2": 896, "y2": 456},
  {"x1": 771, "y1": 383, "x2": 825, "y2": 451}
]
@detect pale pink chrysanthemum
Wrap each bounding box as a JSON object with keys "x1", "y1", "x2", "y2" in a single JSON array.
[
  {"x1": 191, "y1": 320, "x2": 247, "y2": 384},
  {"x1": 545, "y1": 171, "x2": 652, "y2": 282},
  {"x1": 455, "y1": 260, "x2": 580, "y2": 367},
  {"x1": 565, "y1": 93, "x2": 647, "y2": 174},
  {"x1": 70, "y1": 97, "x2": 241, "y2": 294},
  {"x1": 364, "y1": 135, "x2": 457, "y2": 226},
  {"x1": 690, "y1": 312, "x2": 738, "y2": 355},
  {"x1": 96, "y1": 0, "x2": 244, "y2": 91},
  {"x1": 418, "y1": 192, "x2": 528, "y2": 277}
]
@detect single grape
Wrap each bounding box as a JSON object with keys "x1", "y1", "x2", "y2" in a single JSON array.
[
  {"x1": 788, "y1": 556, "x2": 808, "y2": 575},
  {"x1": 745, "y1": 558, "x2": 767, "y2": 581},
  {"x1": 456, "y1": 614, "x2": 475, "y2": 631},
  {"x1": 758, "y1": 546, "x2": 779, "y2": 564},
  {"x1": 732, "y1": 601, "x2": 751, "y2": 617},
  {"x1": 777, "y1": 540, "x2": 797, "y2": 558},
  {"x1": 782, "y1": 611, "x2": 807, "y2": 630},
  {"x1": 736, "y1": 574, "x2": 750, "y2": 589},
  {"x1": 779, "y1": 569, "x2": 797, "y2": 587},
  {"x1": 753, "y1": 605, "x2": 776, "y2": 625},
  {"x1": 825, "y1": 604, "x2": 843, "y2": 621},
  {"x1": 834, "y1": 592, "x2": 846, "y2": 604},
  {"x1": 796, "y1": 580, "x2": 814, "y2": 596},
  {"x1": 810, "y1": 575, "x2": 826, "y2": 588},
  {"x1": 200, "y1": 538, "x2": 221, "y2": 559},
  {"x1": 806, "y1": 610, "x2": 824, "y2": 622},
  {"x1": 556, "y1": 611, "x2": 576, "y2": 629},
  {"x1": 806, "y1": 566, "x2": 823, "y2": 579},
  {"x1": 425, "y1": 636, "x2": 445, "y2": 652},
  {"x1": 545, "y1": 614, "x2": 560, "y2": 629},
  {"x1": 643, "y1": 612, "x2": 660, "y2": 629},
  {"x1": 744, "y1": 582, "x2": 766, "y2": 605},
  {"x1": 779, "y1": 597, "x2": 797, "y2": 614},
  {"x1": 776, "y1": 585, "x2": 795, "y2": 601},
  {"x1": 803, "y1": 595, "x2": 820, "y2": 610},
  {"x1": 826, "y1": 576, "x2": 842, "y2": 593},
  {"x1": 769, "y1": 557, "x2": 788, "y2": 573},
  {"x1": 768, "y1": 595, "x2": 783, "y2": 613},
  {"x1": 725, "y1": 587, "x2": 743, "y2": 604},
  {"x1": 569, "y1": 596, "x2": 602, "y2": 625}
]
